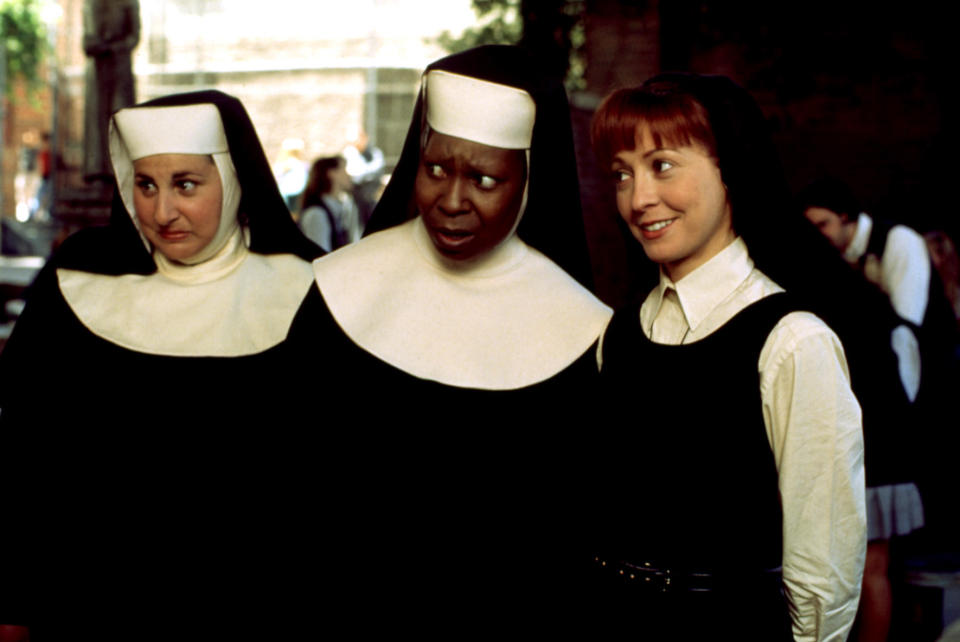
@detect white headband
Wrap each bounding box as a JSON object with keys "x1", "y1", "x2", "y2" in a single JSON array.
[
  {"x1": 113, "y1": 104, "x2": 229, "y2": 160},
  {"x1": 108, "y1": 102, "x2": 242, "y2": 265},
  {"x1": 424, "y1": 70, "x2": 535, "y2": 150}
]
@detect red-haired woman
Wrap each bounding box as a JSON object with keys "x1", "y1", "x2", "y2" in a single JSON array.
[{"x1": 589, "y1": 75, "x2": 866, "y2": 641}]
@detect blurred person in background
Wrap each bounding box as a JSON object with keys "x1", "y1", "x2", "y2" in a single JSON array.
[
  {"x1": 343, "y1": 126, "x2": 385, "y2": 227},
  {"x1": 298, "y1": 155, "x2": 362, "y2": 251},
  {"x1": 801, "y1": 177, "x2": 957, "y2": 641},
  {"x1": 924, "y1": 230, "x2": 960, "y2": 330},
  {"x1": 273, "y1": 137, "x2": 310, "y2": 211}
]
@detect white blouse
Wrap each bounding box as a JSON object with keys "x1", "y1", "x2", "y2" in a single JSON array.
[
  {"x1": 844, "y1": 212, "x2": 930, "y2": 401},
  {"x1": 639, "y1": 237, "x2": 866, "y2": 642}
]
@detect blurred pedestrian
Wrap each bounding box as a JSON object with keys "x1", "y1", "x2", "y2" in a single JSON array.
[
  {"x1": 298, "y1": 155, "x2": 361, "y2": 251},
  {"x1": 343, "y1": 127, "x2": 384, "y2": 227}
]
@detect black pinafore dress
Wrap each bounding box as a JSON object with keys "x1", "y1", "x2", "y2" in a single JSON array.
[{"x1": 590, "y1": 293, "x2": 799, "y2": 641}]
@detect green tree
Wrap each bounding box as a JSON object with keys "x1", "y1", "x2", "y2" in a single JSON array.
[
  {"x1": 437, "y1": 0, "x2": 585, "y2": 90},
  {"x1": 437, "y1": 0, "x2": 523, "y2": 53},
  {"x1": 1, "y1": 0, "x2": 47, "y2": 100}
]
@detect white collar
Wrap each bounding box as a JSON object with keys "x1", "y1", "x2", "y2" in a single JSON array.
[
  {"x1": 642, "y1": 237, "x2": 752, "y2": 336},
  {"x1": 154, "y1": 226, "x2": 247, "y2": 285},
  {"x1": 313, "y1": 217, "x2": 611, "y2": 389},
  {"x1": 58, "y1": 247, "x2": 314, "y2": 357},
  {"x1": 843, "y1": 212, "x2": 872, "y2": 263}
]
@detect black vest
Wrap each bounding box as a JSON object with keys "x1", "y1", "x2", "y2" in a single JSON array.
[
  {"x1": 596, "y1": 293, "x2": 798, "y2": 572},
  {"x1": 865, "y1": 219, "x2": 960, "y2": 534},
  {"x1": 863, "y1": 218, "x2": 957, "y2": 395}
]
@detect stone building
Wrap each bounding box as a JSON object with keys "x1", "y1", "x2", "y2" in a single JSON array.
[{"x1": 6, "y1": 0, "x2": 474, "y2": 228}]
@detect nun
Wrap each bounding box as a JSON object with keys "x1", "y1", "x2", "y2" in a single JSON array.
[
  {"x1": 0, "y1": 90, "x2": 324, "y2": 640},
  {"x1": 301, "y1": 45, "x2": 612, "y2": 631}
]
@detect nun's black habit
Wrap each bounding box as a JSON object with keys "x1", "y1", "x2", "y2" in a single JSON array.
[
  {"x1": 299, "y1": 46, "x2": 611, "y2": 631},
  {"x1": 0, "y1": 90, "x2": 322, "y2": 424},
  {"x1": 0, "y1": 91, "x2": 324, "y2": 640}
]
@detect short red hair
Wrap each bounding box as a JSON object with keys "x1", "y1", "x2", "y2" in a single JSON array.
[{"x1": 591, "y1": 81, "x2": 717, "y2": 171}]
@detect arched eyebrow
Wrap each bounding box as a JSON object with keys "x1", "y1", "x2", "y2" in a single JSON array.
[
  {"x1": 465, "y1": 162, "x2": 509, "y2": 179},
  {"x1": 134, "y1": 170, "x2": 205, "y2": 181},
  {"x1": 171, "y1": 170, "x2": 205, "y2": 180}
]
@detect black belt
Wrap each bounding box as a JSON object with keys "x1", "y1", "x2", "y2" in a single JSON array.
[{"x1": 592, "y1": 556, "x2": 782, "y2": 594}]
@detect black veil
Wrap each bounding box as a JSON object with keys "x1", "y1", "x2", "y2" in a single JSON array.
[
  {"x1": 56, "y1": 89, "x2": 322, "y2": 276},
  {"x1": 365, "y1": 45, "x2": 594, "y2": 289}
]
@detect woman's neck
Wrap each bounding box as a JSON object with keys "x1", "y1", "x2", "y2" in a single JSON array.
[{"x1": 154, "y1": 226, "x2": 248, "y2": 285}]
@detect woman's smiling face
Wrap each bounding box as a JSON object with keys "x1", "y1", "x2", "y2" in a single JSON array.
[
  {"x1": 415, "y1": 131, "x2": 526, "y2": 261},
  {"x1": 133, "y1": 153, "x2": 223, "y2": 263},
  {"x1": 612, "y1": 126, "x2": 733, "y2": 281}
]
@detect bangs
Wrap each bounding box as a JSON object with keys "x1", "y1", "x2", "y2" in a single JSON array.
[{"x1": 591, "y1": 83, "x2": 717, "y2": 168}]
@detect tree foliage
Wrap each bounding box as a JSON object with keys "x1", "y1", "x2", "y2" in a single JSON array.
[
  {"x1": 437, "y1": 0, "x2": 586, "y2": 90},
  {"x1": 1, "y1": 0, "x2": 47, "y2": 100},
  {"x1": 437, "y1": 0, "x2": 523, "y2": 53}
]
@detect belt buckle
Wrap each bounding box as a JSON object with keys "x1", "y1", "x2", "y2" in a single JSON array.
[{"x1": 621, "y1": 560, "x2": 673, "y2": 593}]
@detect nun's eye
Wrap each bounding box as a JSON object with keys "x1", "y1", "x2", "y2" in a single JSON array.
[
  {"x1": 476, "y1": 175, "x2": 497, "y2": 190},
  {"x1": 135, "y1": 179, "x2": 157, "y2": 195},
  {"x1": 426, "y1": 163, "x2": 445, "y2": 179}
]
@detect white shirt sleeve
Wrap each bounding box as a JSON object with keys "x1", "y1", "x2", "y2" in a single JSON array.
[
  {"x1": 881, "y1": 226, "x2": 929, "y2": 400},
  {"x1": 759, "y1": 312, "x2": 867, "y2": 642},
  {"x1": 891, "y1": 324, "x2": 921, "y2": 402},
  {"x1": 882, "y1": 226, "x2": 930, "y2": 326}
]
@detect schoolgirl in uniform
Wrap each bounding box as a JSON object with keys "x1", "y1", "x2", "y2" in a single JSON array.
[{"x1": 589, "y1": 74, "x2": 867, "y2": 641}]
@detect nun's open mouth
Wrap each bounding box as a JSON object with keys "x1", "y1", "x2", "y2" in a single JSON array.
[{"x1": 434, "y1": 228, "x2": 475, "y2": 249}]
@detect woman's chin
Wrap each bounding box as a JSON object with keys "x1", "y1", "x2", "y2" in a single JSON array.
[{"x1": 154, "y1": 241, "x2": 204, "y2": 264}]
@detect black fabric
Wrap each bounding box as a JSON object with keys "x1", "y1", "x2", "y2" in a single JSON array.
[
  {"x1": 841, "y1": 290, "x2": 915, "y2": 487},
  {"x1": 279, "y1": 287, "x2": 599, "y2": 634},
  {"x1": 0, "y1": 90, "x2": 323, "y2": 638},
  {"x1": 862, "y1": 218, "x2": 960, "y2": 534},
  {"x1": 590, "y1": 293, "x2": 797, "y2": 640},
  {"x1": 597, "y1": 293, "x2": 789, "y2": 568},
  {"x1": 0, "y1": 281, "x2": 321, "y2": 639},
  {"x1": 583, "y1": 560, "x2": 793, "y2": 641},
  {"x1": 293, "y1": 46, "x2": 606, "y2": 632},
  {"x1": 364, "y1": 45, "x2": 594, "y2": 290}
]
